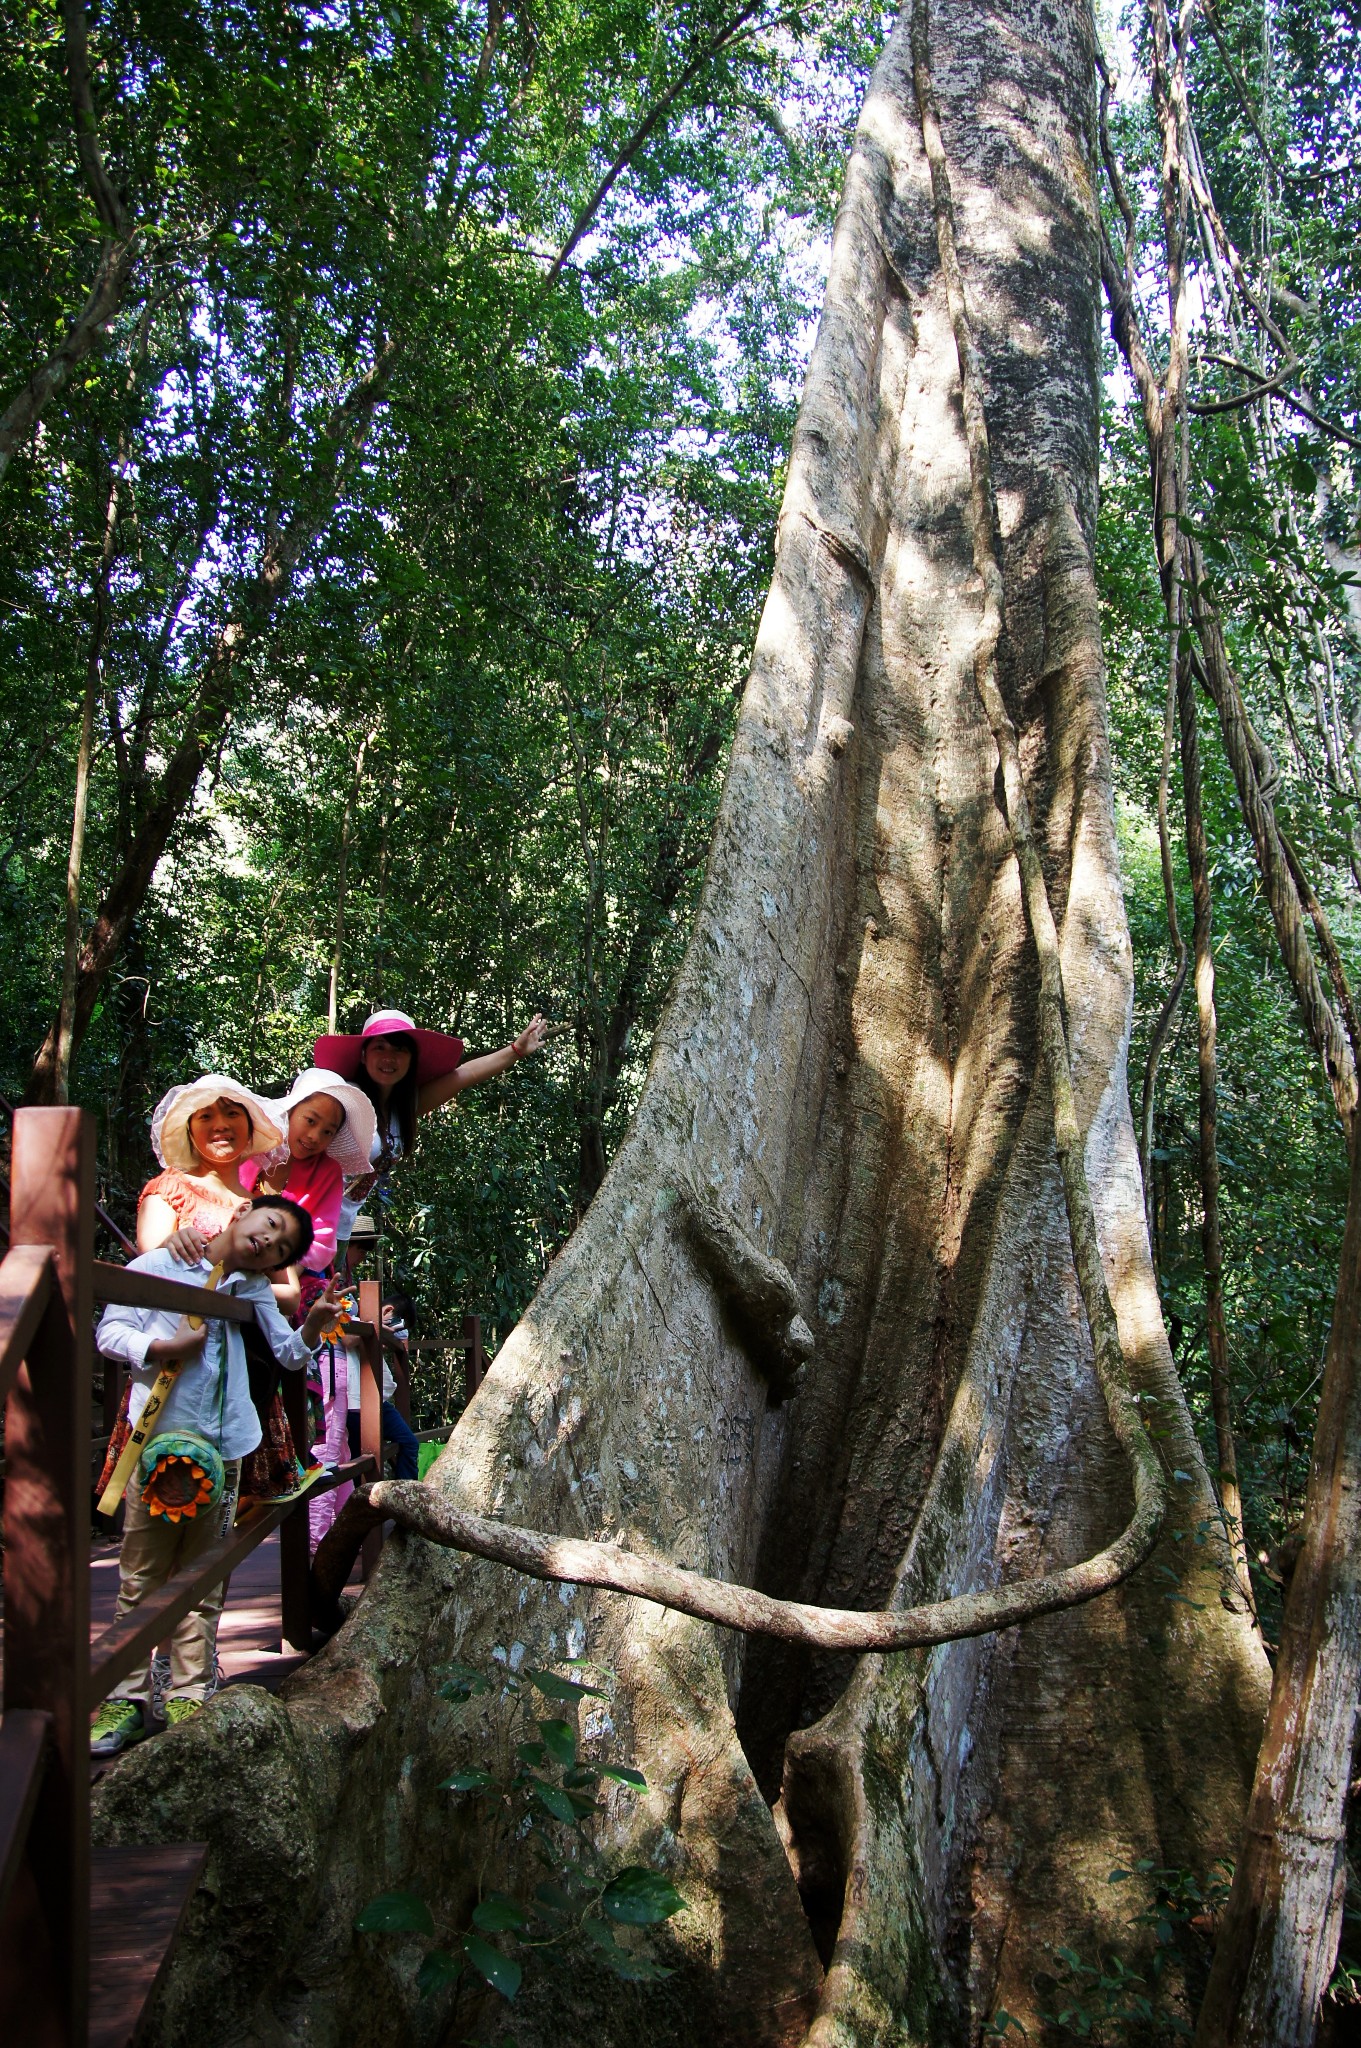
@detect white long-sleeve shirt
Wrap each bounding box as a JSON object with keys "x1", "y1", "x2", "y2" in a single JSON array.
[{"x1": 96, "y1": 1248, "x2": 318, "y2": 1460}]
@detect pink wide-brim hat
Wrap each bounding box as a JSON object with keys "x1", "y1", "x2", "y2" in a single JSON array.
[{"x1": 313, "y1": 1009, "x2": 464, "y2": 1086}]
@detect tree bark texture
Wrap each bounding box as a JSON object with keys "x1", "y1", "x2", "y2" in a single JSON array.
[{"x1": 93, "y1": 5, "x2": 1267, "y2": 2044}]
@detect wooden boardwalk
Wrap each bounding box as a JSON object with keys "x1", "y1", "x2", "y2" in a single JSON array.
[
  {"x1": 88, "y1": 1528, "x2": 325, "y2": 1696},
  {"x1": 2, "y1": 1528, "x2": 362, "y2": 1781}
]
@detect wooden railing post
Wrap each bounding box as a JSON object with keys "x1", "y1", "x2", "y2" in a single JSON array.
[
  {"x1": 462, "y1": 1313, "x2": 485, "y2": 1403},
  {"x1": 1, "y1": 1106, "x2": 95, "y2": 2046},
  {"x1": 278, "y1": 1369, "x2": 313, "y2": 1653},
  {"x1": 358, "y1": 1279, "x2": 384, "y2": 1580}
]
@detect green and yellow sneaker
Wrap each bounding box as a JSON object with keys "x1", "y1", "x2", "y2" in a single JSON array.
[
  {"x1": 90, "y1": 1699, "x2": 147, "y2": 1756},
  {"x1": 162, "y1": 1698, "x2": 204, "y2": 1728}
]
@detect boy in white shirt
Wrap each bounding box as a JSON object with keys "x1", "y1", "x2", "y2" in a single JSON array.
[{"x1": 91, "y1": 1195, "x2": 341, "y2": 1754}]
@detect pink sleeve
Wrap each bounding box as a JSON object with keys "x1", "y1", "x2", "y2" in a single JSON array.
[
  {"x1": 239, "y1": 1158, "x2": 261, "y2": 1192},
  {"x1": 294, "y1": 1153, "x2": 343, "y2": 1272}
]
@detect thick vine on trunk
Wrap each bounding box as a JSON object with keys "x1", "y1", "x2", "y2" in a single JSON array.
[{"x1": 92, "y1": 5, "x2": 1267, "y2": 2044}]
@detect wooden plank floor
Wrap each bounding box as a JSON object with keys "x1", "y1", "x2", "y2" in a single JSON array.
[
  {"x1": 89, "y1": 1843, "x2": 208, "y2": 2048},
  {"x1": 88, "y1": 1530, "x2": 317, "y2": 1695},
  {"x1": 1, "y1": 1528, "x2": 364, "y2": 1779}
]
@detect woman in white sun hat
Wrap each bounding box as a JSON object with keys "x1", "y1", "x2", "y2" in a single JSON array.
[
  {"x1": 113, "y1": 1075, "x2": 306, "y2": 1522},
  {"x1": 313, "y1": 1006, "x2": 547, "y2": 1246},
  {"x1": 137, "y1": 1075, "x2": 285, "y2": 1253}
]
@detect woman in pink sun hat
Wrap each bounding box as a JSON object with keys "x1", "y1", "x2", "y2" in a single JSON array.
[{"x1": 313, "y1": 1006, "x2": 548, "y2": 1244}]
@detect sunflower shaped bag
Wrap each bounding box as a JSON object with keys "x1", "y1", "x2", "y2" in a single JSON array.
[{"x1": 136, "y1": 1432, "x2": 226, "y2": 1524}]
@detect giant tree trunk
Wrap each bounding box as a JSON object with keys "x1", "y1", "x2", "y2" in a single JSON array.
[{"x1": 92, "y1": 3, "x2": 1268, "y2": 2042}]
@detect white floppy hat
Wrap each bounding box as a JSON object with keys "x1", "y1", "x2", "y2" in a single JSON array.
[
  {"x1": 150, "y1": 1075, "x2": 285, "y2": 1173},
  {"x1": 267, "y1": 1067, "x2": 378, "y2": 1177}
]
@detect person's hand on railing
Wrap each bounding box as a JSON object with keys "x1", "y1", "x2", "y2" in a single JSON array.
[
  {"x1": 162, "y1": 1225, "x2": 210, "y2": 1266},
  {"x1": 379, "y1": 1300, "x2": 410, "y2": 1362},
  {"x1": 146, "y1": 1316, "x2": 210, "y2": 1366},
  {"x1": 301, "y1": 1275, "x2": 347, "y2": 1351}
]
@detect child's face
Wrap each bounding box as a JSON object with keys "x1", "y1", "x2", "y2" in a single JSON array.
[
  {"x1": 289, "y1": 1092, "x2": 344, "y2": 1159},
  {"x1": 226, "y1": 1204, "x2": 304, "y2": 1272},
  {"x1": 188, "y1": 1097, "x2": 253, "y2": 1166}
]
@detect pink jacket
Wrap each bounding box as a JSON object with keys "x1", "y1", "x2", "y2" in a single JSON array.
[{"x1": 240, "y1": 1150, "x2": 344, "y2": 1272}]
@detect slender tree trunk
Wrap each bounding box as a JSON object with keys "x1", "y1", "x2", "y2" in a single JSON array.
[
  {"x1": 1195, "y1": 1130, "x2": 1361, "y2": 2047},
  {"x1": 52, "y1": 466, "x2": 119, "y2": 1102},
  {"x1": 25, "y1": 343, "x2": 395, "y2": 1102},
  {"x1": 93, "y1": 9, "x2": 1267, "y2": 2045},
  {"x1": 54, "y1": 647, "x2": 100, "y2": 1105},
  {"x1": 1187, "y1": 557, "x2": 1357, "y2": 1138},
  {"x1": 329, "y1": 724, "x2": 377, "y2": 1032},
  {"x1": 0, "y1": 0, "x2": 138, "y2": 483},
  {"x1": 1140, "y1": 651, "x2": 1189, "y2": 1252},
  {"x1": 1177, "y1": 648, "x2": 1253, "y2": 1611}
]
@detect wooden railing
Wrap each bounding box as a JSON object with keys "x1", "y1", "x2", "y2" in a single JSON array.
[{"x1": 0, "y1": 1106, "x2": 391, "y2": 2046}]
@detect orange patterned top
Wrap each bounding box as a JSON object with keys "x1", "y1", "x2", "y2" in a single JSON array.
[{"x1": 137, "y1": 1168, "x2": 249, "y2": 1244}]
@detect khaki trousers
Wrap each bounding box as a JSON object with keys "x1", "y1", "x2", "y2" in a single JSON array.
[{"x1": 108, "y1": 1458, "x2": 241, "y2": 1708}]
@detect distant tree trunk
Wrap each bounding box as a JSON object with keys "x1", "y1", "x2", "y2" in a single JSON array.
[
  {"x1": 53, "y1": 645, "x2": 99, "y2": 1105},
  {"x1": 1195, "y1": 1131, "x2": 1361, "y2": 2048},
  {"x1": 0, "y1": 0, "x2": 138, "y2": 484},
  {"x1": 25, "y1": 345, "x2": 394, "y2": 1103},
  {"x1": 328, "y1": 724, "x2": 377, "y2": 1033},
  {"x1": 574, "y1": 715, "x2": 731, "y2": 1214},
  {"x1": 93, "y1": 5, "x2": 1267, "y2": 2044},
  {"x1": 53, "y1": 465, "x2": 119, "y2": 1104},
  {"x1": 1177, "y1": 653, "x2": 1252, "y2": 1610}
]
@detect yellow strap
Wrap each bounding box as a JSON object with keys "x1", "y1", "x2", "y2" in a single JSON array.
[
  {"x1": 187, "y1": 1261, "x2": 224, "y2": 1330},
  {"x1": 97, "y1": 1262, "x2": 226, "y2": 1514}
]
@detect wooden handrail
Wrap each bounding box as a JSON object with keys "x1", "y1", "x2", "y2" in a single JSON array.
[
  {"x1": 327, "y1": 1455, "x2": 378, "y2": 1488},
  {"x1": 91, "y1": 1260, "x2": 258, "y2": 1324},
  {"x1": 0, "y1": 1711, "x2": 50, "y2": 1922},
  {"x1": 0, "y1": 1244, "x2": 54, "y2": 1407},
  {"x1": 89, "y1": 1501, "x2": 296, "y2": 1698},
  {"x1": 87, "y1": 1459, "x2": 379, "y2": 1698}
]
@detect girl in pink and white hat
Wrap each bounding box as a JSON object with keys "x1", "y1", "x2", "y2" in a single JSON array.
[
  {"x1": 240, "y1": 1067, "x2": 377, "y2": 1276},
  {"x1": 313, "y1": 1006, "x2": 547, "y2": 1243}
]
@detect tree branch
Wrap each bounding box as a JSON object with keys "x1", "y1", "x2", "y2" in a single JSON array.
[
  {"x1": 540, "y1": 3, "x2": 764, "y2": 293},
  {"x1": 0, "y1": 0, "x2": 138, "y2": 482},
  {"x1": 24, "y1": 341, "x2": 397, "y2": 1100}
]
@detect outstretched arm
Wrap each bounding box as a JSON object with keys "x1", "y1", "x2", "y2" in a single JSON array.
[{"x1": 417, "y1": 1013, "x2": 547, "y2": 1116}]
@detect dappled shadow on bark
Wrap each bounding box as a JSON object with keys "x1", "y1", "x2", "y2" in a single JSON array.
[{"x1": 89, "y1": 3, "x2": 1268, "y2": 2044}]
